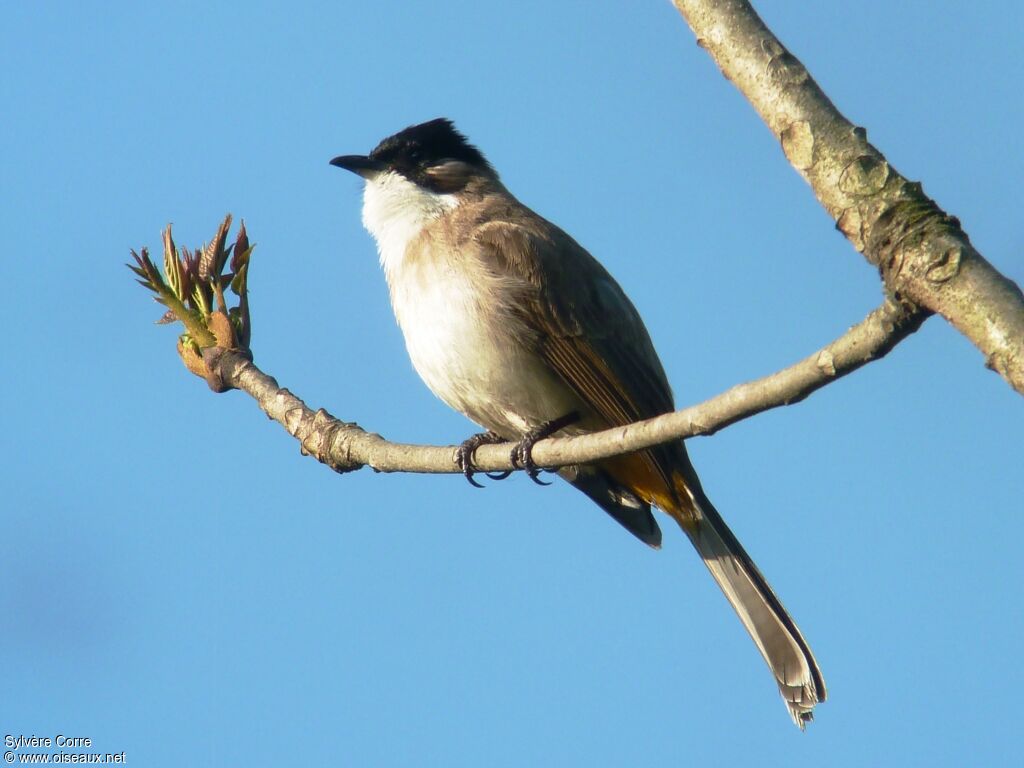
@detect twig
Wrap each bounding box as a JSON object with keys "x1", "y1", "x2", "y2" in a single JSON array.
[{"x1": 211, "y1": 297, "x2": 924, "y2": 475}]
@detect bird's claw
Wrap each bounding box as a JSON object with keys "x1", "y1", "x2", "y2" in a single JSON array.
[
  {"x1": 511, "y1": 439, "x2": 551, "y2": 485},
  {"x1": 509, "y1": 411, "x2": 581, "y2": 486},
  {"x1": 458, "y1": 412, "x2": 580, "y2": 487},
  {"x1": 456, "y1": 431, "x2": 507, "y2": 487}
]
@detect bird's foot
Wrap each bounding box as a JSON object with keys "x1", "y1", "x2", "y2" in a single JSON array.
[
  {"x1": 510, "y1": 411, "x2": 581, "y2": 486},
  {"x1": 456, "y1": 431, "x2": 510, "y2": 487}
]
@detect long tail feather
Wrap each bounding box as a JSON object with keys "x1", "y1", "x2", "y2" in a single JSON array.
[{"x1": 675, "y1": 475, "x2": 826, "y2": 727}]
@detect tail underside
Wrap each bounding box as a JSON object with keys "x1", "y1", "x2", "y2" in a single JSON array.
[
  {"x1": 673, "y1": 474, "x2": 826, "y2": 727},
  {"x1": 591, "y1": 447, "x2": 825, "y2": 725}
]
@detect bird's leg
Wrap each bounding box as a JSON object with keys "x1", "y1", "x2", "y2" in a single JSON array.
[
  {"x1": 511, "y1": 411, "x2": 581, "y2": 486},
  {"x1": 456, "y1": 431, "x2": 509, "y2": 488}
]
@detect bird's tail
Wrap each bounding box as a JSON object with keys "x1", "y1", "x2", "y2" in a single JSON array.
[
  {"x1": 671, "y1": 471, "x2": 826, "y2": 727},
  {"x1": 598, "y1": 449, "x2": 825, "y2": 725}
]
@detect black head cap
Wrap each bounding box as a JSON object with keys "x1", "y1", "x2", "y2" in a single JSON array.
[
  {"x1": 369, "y1": 118, "x2": 492, "y2": 173},
  {"x1": 331, "y1": 118, "x2": 495, "y2": 192}
]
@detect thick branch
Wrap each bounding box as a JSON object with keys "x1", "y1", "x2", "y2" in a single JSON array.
[
  {"x1": 213, "y1": 298, "x2": 923, "y2": 475},
  {"x1": 673, "y1": 0, "x2": 1024, "y2": 395}
]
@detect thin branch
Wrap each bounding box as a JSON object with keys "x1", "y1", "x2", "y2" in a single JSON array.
[
  {"x1": 210, "y1": 297, "x2": 924, "y2": 475},
  {"x1": 672, "y1": 0, "x2": 1024, "y2": 395}
]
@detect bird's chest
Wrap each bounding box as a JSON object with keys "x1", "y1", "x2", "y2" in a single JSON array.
[
  {"x1": 387, "y1": 260, "x2": 491, "y2": 391},
  {"x1": 388, "y1": 259, "x2": 504, "y2": 397},
  {"x1": 385, "y1": 254, "x2": 579, "y2": 434}
]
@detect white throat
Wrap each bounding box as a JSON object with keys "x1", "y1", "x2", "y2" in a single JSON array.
[{"x1": 361, "y1": 170, "x2": 459, "y2": 275}]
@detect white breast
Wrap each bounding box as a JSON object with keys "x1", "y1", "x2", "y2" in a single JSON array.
[
  {"x1": 358, "y1": 171, "x2": 583, "y2": 436},
  {"x1": 361, "y1": 170, "x2": 459, "y2": 273}
]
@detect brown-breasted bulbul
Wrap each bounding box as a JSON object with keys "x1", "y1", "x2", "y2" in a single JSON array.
[{"x1": 331, "y1": 118, "x2": 825, "y2": 726}]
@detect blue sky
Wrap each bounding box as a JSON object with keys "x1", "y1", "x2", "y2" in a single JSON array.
[{"x1": 2, "y1": 1, "x2": 1022, "y2": 765}]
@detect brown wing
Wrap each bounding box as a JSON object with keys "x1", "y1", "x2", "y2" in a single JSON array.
[
  {"x1": 473, "y1": 207, "x2": 826, "y2": 721},
  {"x1": 472, "y1": 209, "x2": 688, "y2": 510}
]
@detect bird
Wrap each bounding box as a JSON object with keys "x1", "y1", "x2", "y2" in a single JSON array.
[{"x1": 330, "y1": 118, "x2": 825, "y2": 726}]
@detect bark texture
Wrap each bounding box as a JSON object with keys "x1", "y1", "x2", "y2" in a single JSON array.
[{"x1": 673, "y1": 0, "x2": 1024, "y2": 394}]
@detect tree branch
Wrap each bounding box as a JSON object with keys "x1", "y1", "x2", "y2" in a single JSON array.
[
  {"x1": 672, "y1": 0, "x2": 1024, "y2": 395},
  {"x1": 210, "y1": 297, "x2": 924, "y2": 475}
]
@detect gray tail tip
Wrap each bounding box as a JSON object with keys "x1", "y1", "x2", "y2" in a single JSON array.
[
  {"x1": 795, "y1": 709, "x2": 813, "y2": 731},
  {"x1": 786, "y1": 688, "x2": 823, "y2": 730}
]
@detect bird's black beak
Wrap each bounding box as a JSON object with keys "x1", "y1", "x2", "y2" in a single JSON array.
[{"x1": 329, "y1": 154, "x2": 385, "y2": 178}]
